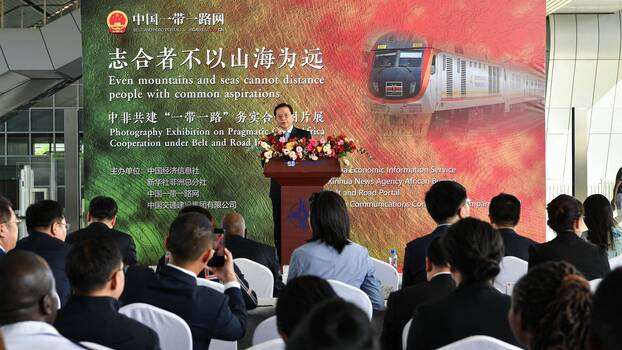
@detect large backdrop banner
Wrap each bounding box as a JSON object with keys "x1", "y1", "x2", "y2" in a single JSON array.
[{"x1": 83, "y1": 1, "x2": 545, "y2": 264}]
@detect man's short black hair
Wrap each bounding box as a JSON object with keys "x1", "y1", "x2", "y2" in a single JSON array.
[
  {"x1": 89, "y1": 196, "x2": 118, "y2": 221},
  {"x1": 489, "y1": 193, "x2": 521, "y2": 226},
  {"x1": 65, "y1": 235, "x2": 122, "y2": 294},
  {"x1": 179, "y1": 205, "x2": 216, "y2": 226},
  {"x1": 424, "y1": 181, "x2": 467, "y2": 223},
  {"x1": 427, "y1": 237, "x2": 448, "y2": 267},
  {"x1": 591, "y1": 267, "x2": 622, "y2": 350},
  {"x1": 167, "y1": 212, "x2": 214, "y2": 264},
  {"x1": 0, "y1": 195, "x2": 13, "y2": 223},
  {"x1": 274, "y1": 103, "x2": 293, "y2": 116},
  {"x1": 25, "y1": 200, "x2": 64, "y2": 231}
]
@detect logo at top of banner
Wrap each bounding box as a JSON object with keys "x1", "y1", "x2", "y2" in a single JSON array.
[{"x1": 107, "y1": 10, "x2": 128, "y2": 34}]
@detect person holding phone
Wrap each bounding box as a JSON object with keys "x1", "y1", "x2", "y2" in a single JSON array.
[{"x1": 121, "y1": 213, "x2": 247, "y2": 350}]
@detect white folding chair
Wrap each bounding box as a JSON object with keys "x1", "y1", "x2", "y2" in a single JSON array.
[
  {"x1": 438, "y1": 335, "x2": 522, "y2": 349},
  {"x1": 80, "y1": 342, "x2": 115, "y2": 350},
  {"x1": 494, "y1": 256, "x2": 528, "y2": 295},
  {"x1": 327, "y1": 279, "x2": 373, "y2": 319},
  {"x1": 119, "y1": 303, "x2": 193, "y2": 350},
  {"x1": 197, "y1": 277, "x2": 225, "y2": 293},
  {"x1": 252, "y1": 315, "x2": 280, "y2": 345},
  {"x1": 402, "y1": 319, "x2": 413, "y2": 350},
  {"x1": 246, "y1": 338, "x2": 285, "y2": 350},
  {"x1": 609, "y1": 255, "x2": 622, "y2": 270},
  {"x1": 370, "y1": 257, "x2": 399, "y2": 298},
  {"x1": 234, "y1": 258, "x2": 274, "y2": 298},
  {"x1": 590, "y1": 278, "x2": 603, "y2": 293}
]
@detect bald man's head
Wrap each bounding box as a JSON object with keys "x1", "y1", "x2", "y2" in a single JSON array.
[
  {"x1": 222, "y1": 212, "x2": 246, "y2": 237},
  {"x1": 0, "y1": 251, "x2": 57, "y2": 326}
]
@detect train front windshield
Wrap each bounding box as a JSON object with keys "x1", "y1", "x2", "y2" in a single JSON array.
[
  {"x1": 370, "y1": 49, "x2": 424, "y2": 99},
  {"x1": 373, "y1": 50, "x2": 423, "y2": 68}
]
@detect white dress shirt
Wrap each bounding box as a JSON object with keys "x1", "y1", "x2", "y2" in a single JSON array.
[{"x1": 1, "y1": 321, "x2": 84, "y2": 350}]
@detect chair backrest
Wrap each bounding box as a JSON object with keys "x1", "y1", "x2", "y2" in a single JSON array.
[
  {"x1": 590, "y1": 278, "x2": 603, "y2": 293},
  {"x1": 370, "y1": 257, "x2": 399, "y2": 298},
  {"x1": 252, "y1": 315, "x2": 280, "y2": 345},
  {"x1": 53, "y1": 290, "x2": 61, "y2": 309},
  {"x1": 494, "y1": 256, "x2": 528, "y2": 295},
  {"x1": 119, "y1": 303, "x2": 193, "y2": 350},
  {"x1": 197, "y1": 277, "x2": 225, "y2": 293},
  {"x1": 327, "y1": 279, "x2": 373, "y2": 319},
  {"x1": 610, "y1": 255, "x2": 622, "y2": 270},
  {"x1": 402, "y1": 319, "x2": 413, "y2": 350},
  {"x1": 246, "y1": 338, "x2": 285, "y2": 350},
  {"x1": 437, "y1": 335, "x2": 522, "y2": 350},
  {"x1": 234, "y1": 258, "x2": 274, "y2": 298},
  {"x1": 209, "y1": 339, "x2": 237, "y2": 350},
  {"x1": 80, "y1": 342, "x2": 115, "y2": 350}
]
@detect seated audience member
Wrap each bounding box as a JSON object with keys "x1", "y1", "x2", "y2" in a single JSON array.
[
  {"x1": 509, "y1": 261, "x2": 591, "y2": 350},
  {"x1": 589, "y1": 268, "x2": 622, "y2": 350},
  {"x1": 0, "y1": 251, "x2": 82, "y2": 349},
  {"x1": 154, "y1": 206, "x2": 257, "y2": 309},
  {"x1": 222, "y1": 211, "x2": 284, "y2": 296},
  {"x1": 121, "y1": 212, "x2": 247, "y2": 350},
  {"x1": 403, "y1": 181, "x2": 468, "y2": 287},
  {"x1": 14, "y1": 200, "x2": 71, "y2": 305},
  {"x1": 286, "y1": 298, "x2": 379, "y2": 350},
  {"x1": 381, "y1": 237, "x2": 455, "y2": 350},
  {"x1": 0, "y1": 196, "x2": 19, "y2": 255},
  {"x1": 287, "y1": 191, "x2": 384, "y2": 310},
  {"x1": 66, "y1": 196, "x2": 137, "y2": 266},
  {"x1": 489, "y1": 193, "x2": 535, "y2": 260},
  {"x1": 529, "y1": 194, "x2": 610, "y2": 280},
  {"x1": 406, "y1": 218, "x2": 518, "y2": 350},
  {"x1": 55, "y1": 236, "x2": 159, "y2": 350},
  {"x1": 582, "y1": 194, "x2": 622, "y2": 258},
  {"x1": 276, "y1": 276, "x2": 338, "y2": 342}
]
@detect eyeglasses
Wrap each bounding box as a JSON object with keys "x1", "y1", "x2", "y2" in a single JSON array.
[
  {"x1": 2, "y1": 218, "x2": 22, "y2": 225},
  {"x1": 56, "y1": 222, "x2": 71, "y2": 231}
]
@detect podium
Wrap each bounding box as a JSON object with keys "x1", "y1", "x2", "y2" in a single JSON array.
[{"x1": 264, "y1": 158, "x2": 342, "y2": 264}]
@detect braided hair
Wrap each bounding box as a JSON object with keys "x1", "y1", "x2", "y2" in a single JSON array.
[{"x1": 511, "y1": 261, "x2": 592, "y2": 350}]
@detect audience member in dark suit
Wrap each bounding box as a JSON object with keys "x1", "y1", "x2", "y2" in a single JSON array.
[
  {"x1": 590, "y1": 267, "x2": 622, "y2": 350},
  {"x1": 529, "y1": 194, "x2": 610, "y2": 280},
  {"x1": 287, "y1": 298, "x2": 379, "y2": 350},
  {"x1": 154, "y1": 206, "x2": 258, "y2": 309},
  {"x1": 509, "y1": 261, "x2": 592, "y2": 350},
  {"x1": 14, "y1": 200, "x2": 71, "y2": 306},
  {"x1": 489, "y1": 193, "x2": 536, "y2": 260},
  {"x1": 66, "y1": 196, "x2": 137, "y2": 266},
  {"x1": 402, "y1": 181, "x2": 468, "y2": 287},
  {"x1": 222, "y1": 212, "x2": 284, "y2": 296},
  {"x1": 381, "y1": 237, "x2": 455, "y2": 350},
  {"x1": 276, "y1": 276, "x2": 337, "y2": 342},
  {"x1": 55, "y1": 236, "x2": 159, "y2": 350},
  {"x1": 121, "y1": 213, "x2": 247, "y2": 350},
  {"x1": 406, "y1": 218, "x2": 519, "y2": 350},
  {"x1": 0, "y1": 251, "x2": 82, "y2": 349},
  {"x1": 0, "y1": 196, "x2": 19, "y2": 256},
  {"x1": 269, "y1": 102, "x2": 312, "y2": 261}
]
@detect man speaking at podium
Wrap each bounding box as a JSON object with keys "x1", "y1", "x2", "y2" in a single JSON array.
[{"x1": 270, "y1": 103, "x2": 311, "y2": 262}]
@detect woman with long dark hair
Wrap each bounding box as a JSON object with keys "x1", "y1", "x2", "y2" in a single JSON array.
[
  {"x1": 287, "y1": 191, "x2": 384, "y2": 310},
  {"x1": 583, "y1": 194, "x2": 622, "y2": 258}
]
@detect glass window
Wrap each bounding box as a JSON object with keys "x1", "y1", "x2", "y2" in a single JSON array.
[
  {"x1": 32, "y1": 159, "x2": 51, "y2": 187},
  {"x1": 7, "y1": 135, "x2": 29, "y2": 155},
  {"x1": 6, "y1": 110, "x2": 29, "y2": 131},
  {"x1": 0, "y1": 122, "x2": 5, "y2": 131},
  {"x1": 54, "y1": 136, "x2": 65, "y2": 153},
  {"x1": 373, "y1": 52, "x2": 397, "y2": 68},
  {"x1": 33, "y1": 95, "x2": 54, "y2": 107},
  {"x1": 6, "y1": 157, "x2": 31, "y2": 166},
  {"x1": 0, "y1": 134, "x2": 4, "y2": 156},
  {"x1": 55, "y1": 85, "x2": 77, "y2": 107},
  {"x1": 57, "y1": 187, "x2": 65, "y2": 208},
  {"x1": 398, "y1": 51, "x2": 423, "y2": 68},
  {"x1": 32, "y1": 134, "x2": 53, "y2": 156},
  {"x1": 79, "y1": 85, "x2": 84, "y2": 107},
  {"x1": 78, "y1": 109, "x2": 84, "y2": 132},
  {"x1": 31, "y1": 109, "x2": 54, "y2": 131},
  {"x1": 55, "y1": 109, "x2": 64, "y2": 131}
]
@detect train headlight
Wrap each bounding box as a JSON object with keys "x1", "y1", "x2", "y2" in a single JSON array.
[
  {"x1": 410, "y1": 83, "x2": 417, "y2": 94},
  {"x1": 372, "y1": 82, "x2": 379, "y2": 92}
]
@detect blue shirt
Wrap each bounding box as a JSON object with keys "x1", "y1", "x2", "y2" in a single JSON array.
[
  {"x1": 287, "y1": 240, "x2": 385, "y2": 310},
  {"x1": 581, "y1": 227, "x2": 622, "y2": 259}
]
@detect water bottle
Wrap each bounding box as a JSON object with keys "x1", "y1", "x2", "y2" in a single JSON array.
[{"x1": 388, "y1": 249, "x2": 398, "y2": 269}]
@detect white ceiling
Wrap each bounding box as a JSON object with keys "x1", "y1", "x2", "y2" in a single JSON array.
[{"x1": 548, "y1": 0, "x2": 622, "y2": 14}]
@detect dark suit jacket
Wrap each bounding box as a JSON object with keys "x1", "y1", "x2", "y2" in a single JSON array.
[
  {"x1": 67, "y1": 222, "x2": 138, "y2": 266},
  {"x1": 402, "y1": 225, "x2": 449, "y2": 287},
  {"x1": 268, "y1": 127, "x2": 312, "y2": 198},
  {"x1": 528, "y1": 231, "x2": 610, "y2": 280},
  {"x1": 226, "y1": 234, "x2": 284, "y2": 296},
  {"x1": 381, "y1": 273, "x2": 455, "y2": 350},
  {"x1": 406, "y1": 281, "x2": 518, "y2": 350},
  {"x1": 14, "y1": 231, "x2": 71, "y2": 305},
  {"x1": 498, "y1": 228, "x2": 535, "y2": 261},
  {"x1": 121, "y1": 265, "x2": 248, "y2": 350},
  {"x1": 155, "y1": 255, "x2": 257, "y2": 309},
  {"x1": 55, "y1": 295, "x2": 160, "y2": 350}
]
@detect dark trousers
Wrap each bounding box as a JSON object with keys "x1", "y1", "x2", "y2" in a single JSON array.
[{"x1": 271, "y1": 193, "x2": 282, "y2": 263}]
